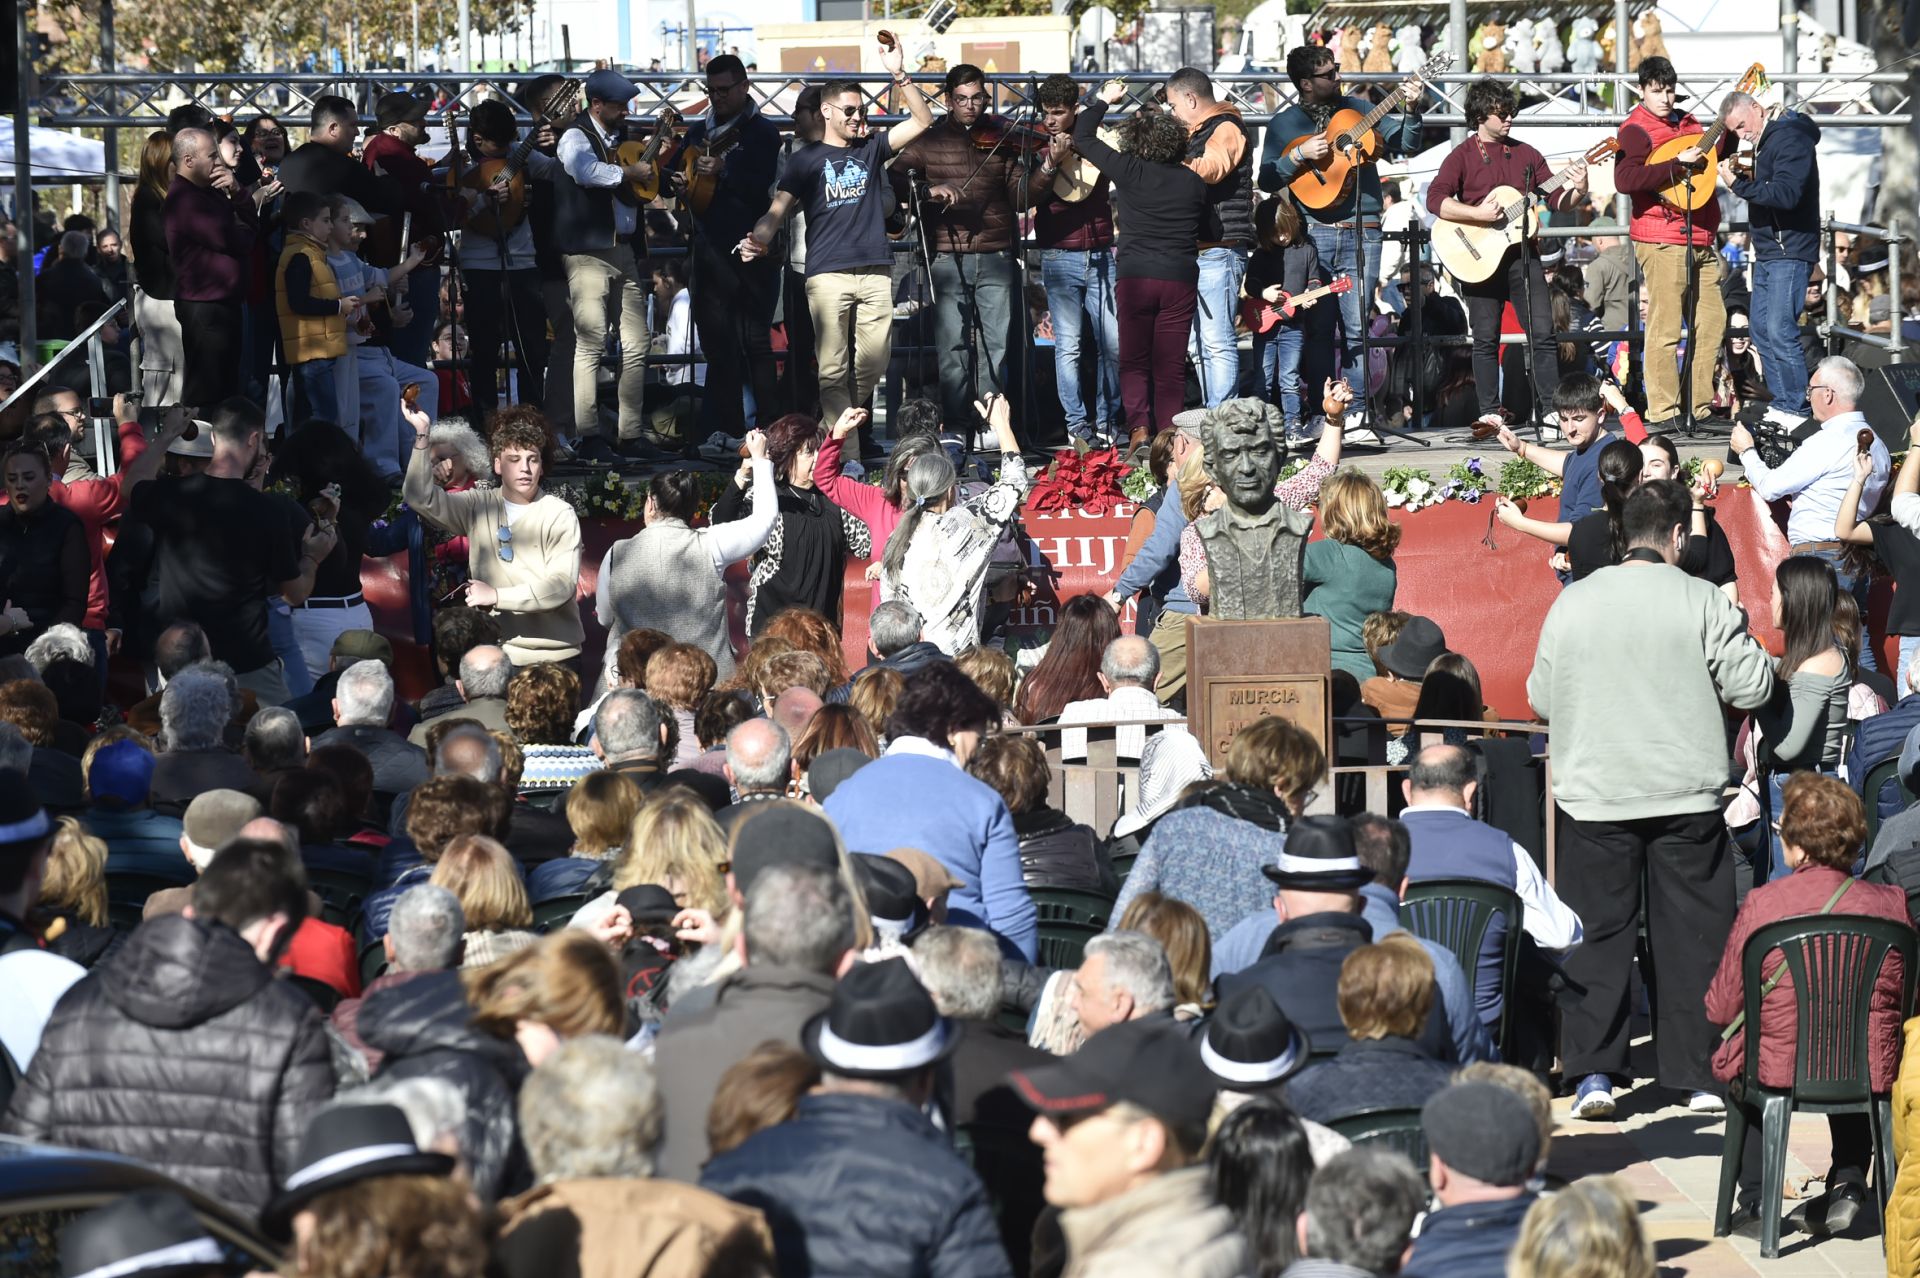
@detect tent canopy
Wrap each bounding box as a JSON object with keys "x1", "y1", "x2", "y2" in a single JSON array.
[{"x1": 2, "y1": 121, "x2": 109, "y2": 181}]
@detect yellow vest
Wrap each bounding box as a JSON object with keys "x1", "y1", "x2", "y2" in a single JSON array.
[{"x1": 274, "y1": 233, "x2": 347, "y2": 363}]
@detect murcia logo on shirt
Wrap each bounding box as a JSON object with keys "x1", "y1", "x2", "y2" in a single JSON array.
[{"x1": 823, "y1": 156, "x2": 870, "y2": 205}]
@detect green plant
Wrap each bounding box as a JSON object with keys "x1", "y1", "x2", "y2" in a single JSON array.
[
  {"x1": 1496, "y1": 457, "x2": 1558, "y2": 501},
  {"x1": 1380, "y1": 466, "x2": 1439, "y2": 511}
]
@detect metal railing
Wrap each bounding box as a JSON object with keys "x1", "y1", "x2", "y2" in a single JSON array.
[
  {"x1": 1821, "y1": 215, "x2": 1908, "y2": 365},
  {"x1": 0, "y1": 298, "x2": 130, "y2": 475}
]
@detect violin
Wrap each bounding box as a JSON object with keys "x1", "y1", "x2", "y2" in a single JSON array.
[{"x1": 969, "y1": 114, "x2": 1052, "y2": 154}]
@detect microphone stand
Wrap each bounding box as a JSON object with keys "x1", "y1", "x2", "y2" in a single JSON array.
[
  {"x1": 903, "y1": 166, "x2": 946, "y2": 454},
  {"x1": 1510, "y1": 162, "x2": 1546, "y2": 441}
]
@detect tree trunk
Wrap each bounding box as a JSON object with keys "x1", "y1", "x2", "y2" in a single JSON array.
[{"x1": 1869, "y1": 0, "x2": 1918, "y2": 235}]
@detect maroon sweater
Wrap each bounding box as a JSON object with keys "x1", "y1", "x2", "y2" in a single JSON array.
[
  {"x1": 1425, "y1": 137, "x2": 1582, "y2": 217},
  {"x1": 1028, "y1": 164, "x2": 1115, "y2": 251},
  {"x1": 162, "y1": 176, "x2": 257, "y2": 303}
]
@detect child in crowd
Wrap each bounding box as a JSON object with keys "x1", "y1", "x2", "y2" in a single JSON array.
[
  {"x1": 326, "y1": 195, "x2": 428, "y2": 480},
  {"x1": 1243, "y1": 197, "x2": 1324, "y2": 436},
  {"x1": 274, "y1": 191, "x2": 357, "y2": 431}
]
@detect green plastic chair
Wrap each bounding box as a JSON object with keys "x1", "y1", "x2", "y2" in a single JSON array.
[
  {"x1": 1029, "y1": 887, "x2": 1115, "y2": 970},
  {"x1": 532, "y1": 893, "x2": 592, "y2": 934},
  {"x1": 1327, "y1": 1106, "x2": 1430, "y2": 1182},
  {"x1": 1108, "y1": 850, "x2": 1138, "y2": 889},
  {"x1": 1710, "y1": 914, "x2": 1917, "y2": 1259},
  {"x1": 307, "y1": 868, "x2": 374, "y2": 931},
  {"x1": 1860, "y1": 755, "x2": 1917, "y2": 851},
  {"x1": 105, "y1": 871, "x2": 192, "y2": 932},
  {"x1": 359, "y1": 937, "x2": 389, "y2": 988},
  {"x1": 1400, "y1": 877, "x2": 1523, "y2": 1056}
]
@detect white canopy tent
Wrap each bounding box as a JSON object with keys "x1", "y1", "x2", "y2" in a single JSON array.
[{"x1": 1, "y1": 121, "x2": 110, "y2": 183}]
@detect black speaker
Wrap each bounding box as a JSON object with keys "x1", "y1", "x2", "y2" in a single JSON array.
[{"x1": 1862, "y1": 364, "x2": 1920, "y2": 450}]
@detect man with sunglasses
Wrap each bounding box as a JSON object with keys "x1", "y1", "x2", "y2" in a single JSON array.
[
  {"x1": 666, "y1": 54, "x2": 784, "y2": 438},
  {"x1": 741, "y1": 35, "x2": 935, "y2": 422},
  {"x1": 1260, "y1": 45, "x2": 1426, "y2": 431}
]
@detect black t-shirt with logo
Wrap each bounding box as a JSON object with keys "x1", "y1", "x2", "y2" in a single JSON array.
[{"x1": 778, "y1": 134, "x2": 894, "y2": 277}]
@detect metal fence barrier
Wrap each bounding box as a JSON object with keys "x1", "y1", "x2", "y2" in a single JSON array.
[{"x1": 1822, "y1": 216, "x2": 1908, "y2": 366}]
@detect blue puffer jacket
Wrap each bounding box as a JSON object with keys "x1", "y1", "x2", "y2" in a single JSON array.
[{"x1": 700, "y1": 1092, "x2": 1013, "y2": 1278}]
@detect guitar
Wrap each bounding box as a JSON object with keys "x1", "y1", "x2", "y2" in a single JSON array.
[
  {"x1": 1648, "y1": 62, "x2": 1770, "y2": 212},
  {"x1": 1430, "y1": 139, "x2": 1621, "y2": 285},
  {"x1": 1237, "y1": 276, "x2": 1354, "y2": 334},
  {"x1": 1050, "y1": 125, "x2": 1128, "y2": 203},
  {"x1": 617, "y1": 105, "x2": 682, "y2": 205},
  {"x1": 678, "y1": 107, "x2": 754, "y2": 216},
  {"x1": 1284, "y1": 50, "x2": 1452, "y2": 212},
  {"x1": 463, "y1": 78, "x2": 581, "y2": 240}
]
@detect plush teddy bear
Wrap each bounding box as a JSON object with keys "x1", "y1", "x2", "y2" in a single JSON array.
[
  {"x1": 1395, "y1": 24, "x2": 1427, "y2": 74},
  {"x1": 1599, "y1": 20, "x2": 1618, "y2": 68},
  {"x1": 1337, "y1": 26, "x2": 1365, "y2": 76},
  {"x1": 1363, "y1": 23, "x2": 1396, "y2": 74},
  {"x1": 1507, "y1": 18, "x2": 1538, "y2": 75},
  {"x1": 1632, "y1": 12, "x2": 1670, "y2": 69},
  {"x1": 1473, "y1": 20, "x2": 1509, "y2": 74},
  {"x1": 1537, "y1": 22, "x2": 1567, "y2": 75},
  {"x1": 1568, "y1": 18, "x2": 1600, "y2": 74}
]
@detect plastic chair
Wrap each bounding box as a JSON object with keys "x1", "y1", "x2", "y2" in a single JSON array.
[
  {"x1": 307, "y1": 868, "x2": 373, "y2": 931},
  {"x1": 531, "y1": 893, "x2": 591, "y2": 934},
  {"x1": 1710, "y1": 914, "x2": 1918, "y2": 1259},
  {"x1": 1108, "y1": 850, "x2": 1138, "y2": 888},
  {"x1": 1029, "y1": 887, "x2": 1115, "y2": 970},
  {"x1": 1860, "y1": 755, "x2": 1917, "y2": 851},
  {"x1": 358, "y1": 937, "x2": 389, "y2": 988},
  {"x1": 1327, "y1": 1106, "x2": 1430, "y2": 1181},
  {"x1": 105, "y1": 871, "x2": 191, "y2": 932},
  {"x1": 1400, "y1": 878, "x2": 1524, "y2": 1056}
]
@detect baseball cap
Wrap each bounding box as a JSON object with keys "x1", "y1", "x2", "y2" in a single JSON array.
[
  {"x1": 331, "y1": 630, "x2": 393, "y2": 666},
  {"x1": 1422, "y1": 1081, "x2": 1542, "y2": 1187},
  {"x1": 1010, "y1": 1021, "x2": 1217, "y2": 1132},
  {"x1": 728, "y1": 800, "x2": 842, "y2": 893},
  {"x1": 88, "y1": 739, "x2": 155, "y2": 807}
]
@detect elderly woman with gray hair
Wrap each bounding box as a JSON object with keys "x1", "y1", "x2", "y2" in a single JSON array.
[
  {"x1": 494, "y1": 1035, "x2": 776, "y2": 1278},
  {"x1": 148, "y1": 662, "x2": 265, "y2": 816}
]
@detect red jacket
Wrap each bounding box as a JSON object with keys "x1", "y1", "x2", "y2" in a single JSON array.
[
  {"x1": 7, "y1": 420, "x2": 148, "y2": 630},
  {"x1": 1615, "y1": 105, "x2": 1727, "y2": 247},
  {"x1": 1706, "y1": 864, "x2": 1908, "y2": 1091}
]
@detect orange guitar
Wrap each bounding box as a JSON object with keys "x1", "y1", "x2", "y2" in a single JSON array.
[
  {"x1": 1238, "y1": 276, "x2": 1353, "y2": 334},
  {"x1": 1647, "y1": 63, "x2": 1769, "y2": 212},
  {"x1": 1283, "y1": 51, "x2": 1451, "y2": 211}
]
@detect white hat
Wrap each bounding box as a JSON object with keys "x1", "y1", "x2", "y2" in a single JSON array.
[
  {"x1": 1112, "y1": 726, "x2": 1212, "y2": 839},
  {"x1": 165, "y1": 424, "x2": 215, "y2": 458}
]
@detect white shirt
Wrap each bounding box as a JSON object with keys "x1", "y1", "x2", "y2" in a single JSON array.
[
  {"x1": 1739, "y1": 411, "x2": 1889, "y2": 545},
  {"x1": 1399, "y1": 802, "x2": 1585, "y2": 953},
  {"x1": 664, "y1": 287, "x2": 703, "y2": 386},
  {"x1": 556, "y1": 115, "x2": 639, "y2": 239},
  {"x1": 1057, "y1": 685, "x2": 1183, "y2": 761}
]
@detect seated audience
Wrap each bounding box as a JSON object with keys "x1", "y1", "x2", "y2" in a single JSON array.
[
  {"x1": 511, "y1": 663, "x2": 600, "y2": 790},
  {"x1": 1116, "y1": 891, "x2": 1212, "y2": 1015},
  {"x1": 32, "y1": 816, "x2": 121, "y2": 968},
  {"x1": 524, "y1": 770, "x2": 644, "y2": 903},
  {"x1": 430, "y1": 833, "x2": 538, "y2": 967},
  {"x1": 359, "y1": 775, "x2": 511, "y2": 941},
  {"x1": 1402, "y1": 1081, "x2": 1545, "y2": 1278},
  {"x1": 1014, "y1": 594, "x2": 1121, "y2": 726},
  {"x1": 148, "y1": 663, "x2": 262, "y2": 816},
  {"x1": 82, "y1": 731, "x2": 187, "y2": 881},
  {"x1": 411, "y1": 643, "x2": 514, "y2": 746},
  {"x1": 1287, "y1": 936, "x2": 1454, "y2": 1124},
  {"x1": 332, "y1": 883, "x2": 466, "y2": 1077},
  {"x1": 646, "y1": 642, "x2": 720, "y2": 769},
  {"x1": 1058, "y1": 635, "x2": 1183, "y2": 761},
  {"x1": 1508, "y1": 1175, "x2": 1656, "y2": 1278},
  {"x1": 967, "y1": 731, "x2": 1112, "y2": 894}
]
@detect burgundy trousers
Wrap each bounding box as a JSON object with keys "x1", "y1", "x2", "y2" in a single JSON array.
[{"x1": 1116, "y1": 276, "x2": 1197, "y2": 433}]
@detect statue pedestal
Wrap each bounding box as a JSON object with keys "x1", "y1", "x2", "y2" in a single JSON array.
[{"x1": 1185, "y1": 617, "x2": 1333, "y2": 770}]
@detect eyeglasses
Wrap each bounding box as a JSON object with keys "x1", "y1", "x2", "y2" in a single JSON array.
[
  {"x1": 1309, "y1": 70, "x2": 1341, "y2": 81},
  {"x1": 828, "y1": 105, "x2": 867, "y2": 119},
  {"x1": 706, "y1": 78, "x2": 744, "y2": 93},
  {"x1": 497, "y1": 523, "x2": 514, "y2": 563},
  {"x1": 253, "y1": 126, "x2": 286, "y2": 137},
  {"x1": 952, "y1": 93, "x2": 990, "y2": 107},
  {"x1": 1808, "y1": 381, "x2": 1836, "y2": 396}
]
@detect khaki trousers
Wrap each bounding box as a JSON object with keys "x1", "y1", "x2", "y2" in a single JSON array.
[
  {"x1": 1148, "y1": 607, "x2": 1195, "y2": 705},
  {"x1": 1636, "y1": 241, "x2": 1726, "y2": 423},
  {"x1": 806, "y1": 266, "x2": 893, "y2": 421},
  {"x1": 564, "y1": 245, "x2": 650, "y2": 441}
]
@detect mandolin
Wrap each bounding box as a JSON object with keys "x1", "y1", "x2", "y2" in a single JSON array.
[
  {"x1": 1237, "y1": 276, "x2": 1354, "y2": 334},
  {"x1": 679, "y1": 111, "x2": 752, "y2": 216},
  {"x1": 1430, "y1": 139, "x2": 1620, "y2": 285},
  {"x1": 617, "y1": 105, "x2": 682, "y2": 205},
  {"x1": 1283, "y1": 50, "x2": 1451, "y2": 212},
  {"x1": 1647, "y1": 62, "x2": 1769, "y2": 212},
  {"x1": 464, "y1": 78, "x2": 580, "y2": 239}
]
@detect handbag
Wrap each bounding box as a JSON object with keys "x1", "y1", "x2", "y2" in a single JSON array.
[{"x1": 1717, "y1": 877, "x2": 1854, "y2": 1042}]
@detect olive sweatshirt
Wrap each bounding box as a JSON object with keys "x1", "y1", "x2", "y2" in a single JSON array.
[{"x1": 1527, "y1": 559, "x2": 1775, "y2": 821}]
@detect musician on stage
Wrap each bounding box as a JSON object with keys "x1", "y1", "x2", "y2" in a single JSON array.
[
  {"x1": 1721, "y1": 91, "x2": 1822, "y2": 419},
  {"x1": 1426, "y1": 78, "x2": 1587, "y2": 428},
  {"x1": 1028, "y1": 72, "x2": 1120, "y2": 447},
  {"x1": 517, "y1": 74, "x2": 581, "y2": 441},
  {"x1": 362, "y1": 93, "x2": 445, "y2": 368},
  {"x1": 672, "y1": 53, "x2": 783, "y2": 437},
  {"x1": 1259, "y1": 44, "x2": 1425, "y2": 431},
  {"x1": 458, "y1": 100, "x2": 562, "y2": 419},
  {"x1": 1165, "y1": 68, "x2": 1254, "y2": 410},
  {"x1": 1613, "y1": 56, "x2": 1732, "y2": 433},
  {"x1": 555, "y1": 68, "x2": 663, "y2": 463},
  {"x1": 890, "y1": 64, "x2": 1029, "y2": 437}
]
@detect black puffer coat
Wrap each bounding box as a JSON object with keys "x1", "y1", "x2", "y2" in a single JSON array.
[
  {"x1": 356, "y1": 968, "x2": 529, "y2": 1202},
  {"x1": 700, "y1": 1093, "x2": 1013, "y2": 1278},
  {"x1": 0, "y1": 913, "x2": 334, "y2": 1215}
]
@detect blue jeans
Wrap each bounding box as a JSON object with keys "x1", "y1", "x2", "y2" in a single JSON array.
[
  {"x1": 1808, "y1": 547, "x2": 1878, "y2": 673},
  {"x1": 1751, "y1": 257, "x2": 1814, "y2": 415},
  {"x1": 1306, "y1": 220, "x2": 1383, "y2": 395},
  {"x1": 267, "y1": 598, "x2": 314, "y2": 698},
  {"x1": 1041, "y1": 248, "x2": 1121, "y2": 436},
  {"x1": 293, "y1": 357, "x2": 347, "y2": 427},
  {"x1": 1190, "y1": 247, "x2": 1246, "y2": 407},
  {"x1": 1255, "y1": 325, "x2": 1306, "y2": 422},
  {"x1": 930, "y1": 252, "x2": 1017, "y2": 435}
]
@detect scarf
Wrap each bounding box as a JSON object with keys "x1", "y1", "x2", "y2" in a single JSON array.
[{"x1": 1176, "y1": 782, "x2": 1294, "y2": 833}]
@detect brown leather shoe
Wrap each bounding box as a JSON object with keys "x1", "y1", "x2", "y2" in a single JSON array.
[{"x1": 1125, "y1": 427, "x2": 1150, "y2": 461}]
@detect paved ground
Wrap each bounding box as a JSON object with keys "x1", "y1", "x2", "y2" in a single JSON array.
[{"x1": 1542, "y1": 1034, "x2": 1884, "y2": 1278}]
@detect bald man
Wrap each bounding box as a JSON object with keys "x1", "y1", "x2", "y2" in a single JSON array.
[
  {"x1": 163, "y1": 125, "x2": 258, "y2": 405},
  {"x1": 720, "y1": 717, "x2": 792, "y2": 833},
  {"x1": 1058, "y1": 633, "x2": 1184, "y2": 760}
]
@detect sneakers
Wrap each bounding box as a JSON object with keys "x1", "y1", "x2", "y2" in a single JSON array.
[
  {"x1": 1573, "y1": 1073, "x2": 1616, "y2": 1120},
  {"x1": 1688, "y1": 1090, "x2": 1726, "y2": 1115}
]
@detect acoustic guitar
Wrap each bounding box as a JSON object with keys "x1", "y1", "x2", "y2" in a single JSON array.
[
  {"x1": 1430, "y1": 139, "x2": 1620, "y2": 285},
  {"x1": 1237, "y1": 276, "x2": 1353, "y2": 334},
  {"x1": 1283, "y1": 50, "x2": 1451, "y2": 212},
  {"x1": 1050, "y1": 125, "x2": 1128, "y2": 203},
  {"x1": 617, "y1": 105, "x2": 682, "y2": 205},
  {"x1": 678, "y1": 110, "x2": 753, "y2": 216},
  {"x1": 463, "y1": 78, "x2": 581, "y2": 240},
  {"x1": 1647, "y1": 62, "x2": 1769, "y2": 212}
]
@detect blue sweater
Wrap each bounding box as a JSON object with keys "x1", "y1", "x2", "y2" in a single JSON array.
[
  {"x1": 1259, "y1": 97, "x2": 1423, "y2": 221},
  {"x1": 1115, "y1": 805, "x2": 1284, "y2": 939},
  {"x1": 1114, "y1": 492, "x2": 1196, "y2": 614},
  {"x1": 1731, "y1": 111, "x2": 1820, "y2": 264},
  {"x1": 824, "y1": 753, "x2": 1037, "y2": 961}
]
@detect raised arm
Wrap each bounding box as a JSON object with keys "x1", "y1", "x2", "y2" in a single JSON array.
[
  {"x1": 1835, "y1": 449, "x2": 1883, "y2": 546},
  {"x1": 1887, "y1": 416, "x2": 1920, "y2": 535},
  {"x1": 882, "y1": 37, "x2": 937, "y2": 152},
  {"x1": 1071, "y1": 88, "x2": 1137, "y2": 184},
  {"x1": 707, "y1": 434, "x2": 778, "y2": 569},
  {"x1": 401, "y1": 400, "x2": 479, "y2": 533},
  {"x1": 1495, "y1": 423, "x2": 1568, "y2": 478}
]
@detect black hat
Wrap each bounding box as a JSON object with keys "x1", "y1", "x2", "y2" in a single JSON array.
[
  {"x1": 373, "y1": 91, "x2": 430, "y2": 129},
  {"x1": 1201, "y1": 987, "x2": 1311, "y2": 1091},
  {"x1": 261, "y1": 1103, "x2": 454, "y2": 1239},
  {"x1": 729, "y1": 801, "x2": 842, "y2": 894},
  {"x1": 1421, "y1": 1081, "x2": 1542, "y2": 1187},
  {"x1": 853, "y1": 853, "x2": 924, "y2": 935},
  {"x1": 663, "y1": 767, "x2": 732, "y2": 811},
  {"x1": 60, "y1": 1191, "x2": 242, "y2": 1278},
  {"x1": 1011, "y1": 1021, "x2": 1217, "y2": 1132},
  {"x1": 801, "y1": 956, "x2": 955, "y2": 1079},
  {"x1": 615, "y1": 883, "x2": 681, "y2": 927},
  {"x1": 807, "y1": 747, "x2": 873, "y2": 803},
  {"x1": 1378, "y1": 615, "x2": 1449, "y2": 680},
  {"x1": 1260, "y1": 814, "x2": 1373, "y2": 892}
]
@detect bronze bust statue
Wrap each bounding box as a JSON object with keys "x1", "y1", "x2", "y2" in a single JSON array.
[{"x1": 1194, "y1": 398, "x2": 1314, "y2": 620}]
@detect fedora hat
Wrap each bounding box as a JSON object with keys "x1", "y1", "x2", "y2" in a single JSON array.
[
  {"x1": 1201, "y1": 986, "x2": 1310, "y2": 1091},
  {"x1": 1260, "y1": 814, "x2": 1373, "y2": 892},
  {"x1": 374, "y1": 91, "x2": 430, "y2": 129},
  {"x1": 1112, "y1": 727, "x2": 1212, "y2": 839},
  {"x1": 801, "y1": 956, "x2": 955, "y2": 1079},
  {"x1": 60, "y1": 1191, "x2": 243, "y2": 1278},
  {"x1": 1378, "y1": 616, "x2": 1448, "y2": 681},
  {"x1": 261, "y1": 1103, "x2": 454, "y2": 1239},
  {"x1": 853, "y1": 853, "x2": 925, "y2": 937}
]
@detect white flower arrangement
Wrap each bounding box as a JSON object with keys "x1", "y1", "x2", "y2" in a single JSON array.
[{"x1": 1381, "y1": 466, "x2": 1443, "y2": 511}]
